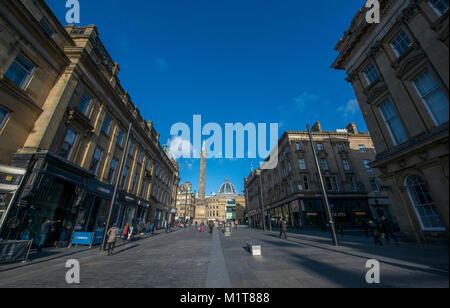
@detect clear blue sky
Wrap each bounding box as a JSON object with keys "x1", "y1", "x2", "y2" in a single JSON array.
[{"x1": 47, "y1": 0, "x2": 366, "y2": 195}]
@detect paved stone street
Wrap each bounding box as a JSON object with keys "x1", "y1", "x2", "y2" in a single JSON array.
[{"x1": 0, "y1": 227, "x2": 448, "y2": 288}]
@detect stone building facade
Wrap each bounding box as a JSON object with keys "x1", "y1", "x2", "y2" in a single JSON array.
[
  {"x1": 332, "y1": 0, "x2": 448, "y2": 243},
  {"x1": 245, "y1": 123, "x2": 391, "y2": 231},
  {"x1": 176, "y1": 182, "x2": 196, "y2": 222},
  {"x1": 0, "y1": 0, "x2": 179, "y2": 245}
]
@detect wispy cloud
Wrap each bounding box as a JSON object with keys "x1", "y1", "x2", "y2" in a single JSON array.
[
  {"x1": 337, "y1": 99, "x2": 360, "y2": 119},
  {"x1": 293, "y1": 92, "x2": 319, "y2": 110}
]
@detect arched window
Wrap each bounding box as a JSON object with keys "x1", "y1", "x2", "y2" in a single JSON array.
[{"x1": 405, "y1": 175, "x2": 445, "y2": 231}]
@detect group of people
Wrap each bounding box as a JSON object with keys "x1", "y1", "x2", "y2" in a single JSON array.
[{"x1": 367, "y1": 216, "x2": 400, "y2": 246}]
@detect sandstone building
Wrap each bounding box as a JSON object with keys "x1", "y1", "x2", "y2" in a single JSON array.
[
  {"x1": 176, "y1": 182, "x2": 196, "y2": 222},
  {"x1": 332, "y1": 0, "x2": 448, "y2": 243},
  {"x1": 0, "y1": 0, "x2": 179, "y2": 245},
  {"x1": 245, "y1": 123, "x2": 391, "y2": 230}
]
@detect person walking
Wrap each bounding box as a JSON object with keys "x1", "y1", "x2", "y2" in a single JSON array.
[
  {"x1": 208, "y1": 220, "x2": 214, "y2": 234},
  {"x1": 122, "y1": 222, "x2": 131, "y2": 243},
  {"x1": 37, "y1": 217, "x2": 52, "y2": 252},
  {"x1": 106, "y1": 223, "x2": 119, "y2": 256},
  {"x1": 279, "y1": 217, "x2": 287, "y2": 239},
  {"x1": 381, "y1": 216, "x2": 399, "y2": 245},
  {"x1": 368, "y1": 220, "x2": 383, "y2": 246}
]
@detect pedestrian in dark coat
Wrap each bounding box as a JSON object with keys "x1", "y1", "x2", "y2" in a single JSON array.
[
  {"x1": 368, "y1": 220, "x2": 383, "y2": 246},
  {"x1": 381, "y1": 216, "x2": 399, "y2": 245},
  {"x1": 279, "y1": 217, "x2": 287, "y2": 239}
]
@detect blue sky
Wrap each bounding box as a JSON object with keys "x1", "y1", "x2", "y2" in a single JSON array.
[{"x1": 47, "y1": 0, "x2": 366, "y2": 195}]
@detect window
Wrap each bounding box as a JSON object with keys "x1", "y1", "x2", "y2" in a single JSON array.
[
  {"x1": 321, "y1": 159, "x2": 329, "y2": 171},
  {"x1": 350, "y1": 176, "x2": 358, "y2": 192},
  {"x1": 333, "y1": 176, "x2": 340, "y2": 192},
  {"x1": 116, "y1": 130, "x2": 124, "y2": 147},
  {"x1": 5, "y1": 54, "x2": 35, "y2": 89},
  {"x1": 359, "y1": 144, "x2": 367, "y2": 153},
  {"x1": 325, "y1": 177, "x2": 334, "y2": 192},
  {"x1": 303, "y1": 176, "x2": 310, "y2": 191},
  {"x1": 0, "y1": 107, "x2": 10, "y2": 130},
  {"x1": 413, "y1": 70, "x2": 449, "y2": 125},
  {"x1": 370, "y1": 177, "x2": 380, "y2": 192},
  {"x1": 364, "y1": 160, "x2": 373, "y2": 173},
  {"x1": 364, "y1": 64, "x2": 379, "y2": 85},
  {"x1": 128, "y1": 140, "x2": 135, "y2": 156},
  {"x1": 77, "y1": 93, "x2": 92, "y2": 116},
  {"x1": 298, "y1": 158, "x2": 307, "y2": 170},
  {"x1": 131, "y1": 172, "x2": 138, "y2": 194},
  {"x1": 141, "y1": 180, "x2": 147, "y2": 198},
  {"x1": 39, "y1": 18, "x2": 54, "y2": 37},
  {"x1": 137, "y1": 150, "x2": 143, "y2": 163},
  {"x1": 317, "y1": 143, "x2": 325, "y2": 151},
  {"x1": 107, "y1": 159, "x2": 118, "y2": 184},
  {"x1": 101, "y1": 115, "x2": 112, "y2": 135},
  {"x1": 380, "y1": 100, "x2": 408, "y2": 145},
  {"x1": 296, "y1": 143, "x2": 301, "y2": 151},
  {"x1": 122, "y1": 167, "x2": 129, "y2": 189},
  {"x1": 343, "y1": 160, "x2": 351, "y2": 171},
  {"x1": 146, "y1": 158, "x2": 151, "y2": 171},
  {"x1": 338, "y1": 143, "x2": 345, "y2": 152},
  {"x1": 390, "y1": 31, "x2": 412, "y2": 57},
  {"x1": 428, "y1": 0, "x2": 449, "y2": 16},
  {"x1": 90, "y1": 147, "x2": 103, "y2": 175},
  {"x1": 405, "y1": 175, "x2": 445, "y2": 231},
  {"x1": 59, "y1": 129, "x2": 78, "y2": 160}
]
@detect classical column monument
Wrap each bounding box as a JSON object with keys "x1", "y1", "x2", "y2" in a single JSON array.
[{"x1": 194, "y1": 141, "x2": 208, "y2": 224}]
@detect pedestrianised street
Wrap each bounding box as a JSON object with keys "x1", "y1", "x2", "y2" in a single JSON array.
[{"x1": 0, "y1": 227, "x2": 448, "y2": 288}]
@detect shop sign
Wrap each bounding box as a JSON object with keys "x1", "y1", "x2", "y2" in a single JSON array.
[{"x1": 96, "y1": 186, "x2": 111, "y2": 195}]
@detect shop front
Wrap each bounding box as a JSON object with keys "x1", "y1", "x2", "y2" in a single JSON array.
[
  {"x1": 2, "y1": 152, "x2": 93, "y2": 247},
  {"x1": 0, "y1": 165, "x2": 26, "y2": 236}
]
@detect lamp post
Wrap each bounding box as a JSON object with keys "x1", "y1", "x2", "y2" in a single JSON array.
[{"x1": 307, "y1": 124, "x2": 339, "y2": 246}]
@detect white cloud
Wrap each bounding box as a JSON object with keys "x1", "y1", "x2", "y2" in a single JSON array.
[
  {"x1": 167, "y1": 136, "x2": 197, "y2": 159},
  {"x1": 337, "y1": 99, "x2": 360, "y2": 118}
]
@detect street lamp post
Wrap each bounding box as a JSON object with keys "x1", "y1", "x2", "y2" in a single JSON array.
[{"x1": 307, "y1": 124, "x2": 339, "y2": 246}]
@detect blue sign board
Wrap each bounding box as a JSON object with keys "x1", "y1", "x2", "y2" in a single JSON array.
[
  {"x1": 92, "y1": 231, "x2": 104, "y2": 245},
  {"x1": 71, "y1": 232, "x2": 93, "y2": 245}
]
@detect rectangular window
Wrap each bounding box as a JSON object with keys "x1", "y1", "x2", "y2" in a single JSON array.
[
  {"x1": 296, "y1": 143, "x2": 301, "y2": 151},
  {"x1": 321, "y1": 159, "x2": 329, "y2": 171},
  {"x1": 370, "y1": 177, "x2": 380, "y2": 192},
  {"x1": 90, "y1": 147, "x2": 103, "y2": 175},
  {"x1": 325, "y1": 177, "x2": 334, "y2": 192},
  {"x1": 116, "y1": 130, "x2": 124, "y2": 147},
  {"x1": 364, "y1": 160, "x2": 373, "y2": 173},
  {"x1": 128, "y1": 140, "x2": 135, "y2": 156},
  {"x1": 101, "y1": 115, "x2": 112, "y2": 135},
  {"x1": 59, "y1": 129, "x2": 78, "y2": 160},
  {"x1": 298, "y1": 158, "x2": 306, "y2": 170},
  {"x1": 343, "y1": 160, "x2": 351, "y2": 171},
  {"x1": 380, "y1": 100, "x2": 408, "y2": 145},
  {"x1": 350, "y1": 176, "x2": 358, "y2": 192},
  {"x1": 39, "y1": 18, "x2": 54, "y2": 37},
  {"x1": 364, "y1": 64, "x2": 379, "y2": 85},
  {"x1": 77, "y1": 93, "x2": 92, "y2": 116},
  {"x1": 5, "y1": 54, "x2": 35, "y2": 89},
  {"x1": 333, "y1": 176, "x2": 340, "y2": 192},
  {"x1": 132, "y1": 172, "x2": 138, "y2": 194},
  {"x1": 429, "y1": 0, "x2": 449, "y2": 16},
  {"x1": 107, "y1": 158, "x2": 118, "y2": 184},
  {"x1": 0, "y1": 107, "x2": 10, "y2": 130},
  {"x1": 359, "y1": 144, "x2": 367, "y2": 153},
  {"x1": 413, "y1": 70, "x2": 449, "y2": 125},
  {"x1": 141, "y1": 180, "x2": 147, "y2": 198},
  {"x1": 122, "y1": 167, "x2": 129, "y2": 189},
  {"x1": 390, "y1": 31, "x2": 412, "y2": 57},
  {"x1": 317, "y1": 143, "x2": 325, "y2": 151},
  {"x1": 138, "y1": 150, "x2": 143, "y2": 163},
  {"x1": 338, "y1": 143, "x2": 345, "y2": 152}
]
